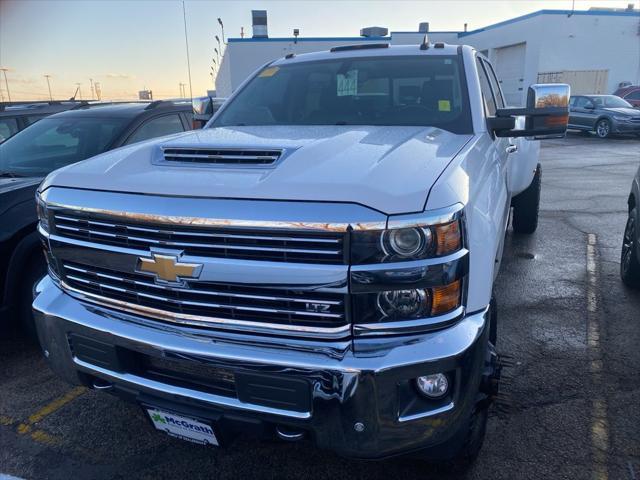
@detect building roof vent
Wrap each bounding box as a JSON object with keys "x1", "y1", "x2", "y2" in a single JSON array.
[
  {"x1": 418, "y1": 22, "x2": 429, "y2": 33},
  {"x1": 360, "y1": 26, "x2": 388, "y2": 37},
  {"x1": 251, "y1": 10, "x2": 268, "y2": 38}
]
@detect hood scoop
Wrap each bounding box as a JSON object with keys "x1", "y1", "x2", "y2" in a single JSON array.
[{"x1": 161, "y1": 147, "x2": 283, "y2": 167}]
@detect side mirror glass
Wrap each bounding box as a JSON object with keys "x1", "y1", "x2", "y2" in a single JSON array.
[{"x1": 490, "y1": 83, "x2": 570, "y2": 139}]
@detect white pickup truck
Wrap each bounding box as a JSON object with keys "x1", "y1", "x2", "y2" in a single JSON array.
[{"x1": 33, "y1": 41, "x2": 569, "y2": 466}]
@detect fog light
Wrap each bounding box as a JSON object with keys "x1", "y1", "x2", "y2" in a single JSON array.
[{"x1": 416, "y1": 373, "x2": 449, "y2": 399}]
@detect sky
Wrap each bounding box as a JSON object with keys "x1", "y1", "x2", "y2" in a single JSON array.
[{"x1": 0, "y1": 0, "x2": 636, "y2": 101}]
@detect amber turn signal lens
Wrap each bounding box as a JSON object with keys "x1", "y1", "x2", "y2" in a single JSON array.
[
  {"x1": 435, "y1": 221, "x2": 461, "y2": 255},
  {"x1": 431, "y1": 280, "x2": 461, "y2": 315}
]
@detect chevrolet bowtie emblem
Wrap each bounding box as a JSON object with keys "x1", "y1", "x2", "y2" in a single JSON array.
[{"x1": 136, "y1": 252, "x2": 202, "y2": 285}]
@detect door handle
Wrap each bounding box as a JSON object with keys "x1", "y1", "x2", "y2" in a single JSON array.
[{"x1": 506, "y1": 144, "x2": 518, "y2": 154}]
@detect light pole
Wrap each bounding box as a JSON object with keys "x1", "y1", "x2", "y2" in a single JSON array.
[
  {"x1": 0, "y1": 68, "x2": 11, "y2": 102},
  {"x1": 214, "y1": 47, "x2": 220, "y2": 66},
  {"x1": 215, "y1": 34, "x2": 222, "y2": 59},
  {"x1": 217, "y1": 18, "x2": 226, "y2": 45},
  {"x1": 44, "y1": 74, "x2": 53, "y2": 101},
  {"x1": 89, "y1": 78, "x2": 95, "y2": 100},
  {"x1": 75, "y1": 83, "x2": 82, "y2": 100}
]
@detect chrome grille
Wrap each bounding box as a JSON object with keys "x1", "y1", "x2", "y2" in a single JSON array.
[
  {"x1": 61, "y1": 262, "x2": 347, "y2": 331},
  {"x1": 162, "y1": 148, "x2": 282, "y2": 165},
  {"x1": 51, "y1": 212, "x2": 345, "y2": 264}
]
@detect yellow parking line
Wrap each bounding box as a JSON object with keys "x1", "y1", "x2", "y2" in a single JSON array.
[
  {"x1": 5, "y1": 386, "x2": 88, "y2": 448},
  {"x1": 0, "y1": 414, "x2": 15, "y2": 426},
  {"x1": 27, "y1": 386, "x2": 87, "y2": 425},
  {"x1": 586, "y1": 234, "x2": 609, "y2": 480}
]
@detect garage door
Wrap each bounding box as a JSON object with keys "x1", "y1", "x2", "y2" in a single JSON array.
[
  {"x1": 537, "y1": 70, "x2": 609, "y2": 95},
  {"x1": 494, "y1": 43, "x2": 526, "y2": 106}
]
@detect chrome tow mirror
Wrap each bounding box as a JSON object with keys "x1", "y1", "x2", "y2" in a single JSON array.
[{"x1": 490, "y1": 83, "x2": 570, "y2": 139}]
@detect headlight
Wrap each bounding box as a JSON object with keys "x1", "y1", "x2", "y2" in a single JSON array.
[
  {"x1": 351, "y1": 219, "x2": 463, "y2": 264},
  {"x1": 354, "y1": 280, "x2": 462, "y2": 323},
  {"x1": 35, "y1": 191, "x2": 49, "y2": 233}
]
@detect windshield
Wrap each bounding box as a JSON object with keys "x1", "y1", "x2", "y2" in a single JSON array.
[
  {"x1": 213, "y1": 55, "x2": 472, "y2": 133},
  {"x1": 591, "y1": 96, "x2": 633, "y2": 108},
  {"x1": 0, "y1": 116, "x2": 128, "y2": 177}
]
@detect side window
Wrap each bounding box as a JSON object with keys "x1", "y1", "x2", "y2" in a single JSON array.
[
  {"x1": 25, "y1": 115, "x2": 46, "y2": 126},
  {"x1": 627, "y1": 90, "x2": 640, "y2": 100},
  {"x1": 476, "y1": 58, "x2": 497, "y2": 116},
  {"x1": 574, "y1": 97, "x2": 588, "y2": 108},
  {"x1": 0, "y1": 117, "x2": 19, "y2": 142},
  {"x1": 482, "y1": 60, "x2": 505, "y2": 108},
  {"x1": 125, "y1": 114, "x2": 185, "y2": 145}
]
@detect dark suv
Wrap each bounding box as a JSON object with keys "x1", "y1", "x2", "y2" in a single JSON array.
[
  {"x1": 0, "y1": 100, "x2": 193, "y2": 334},
  {"x1": 0, "y1": 101, "x2": 84, "y2": 143}
]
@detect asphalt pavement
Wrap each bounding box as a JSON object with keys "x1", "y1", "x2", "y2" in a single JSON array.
[{"x1": 1, "y1": 132, "x2": 639, "y2": 480}]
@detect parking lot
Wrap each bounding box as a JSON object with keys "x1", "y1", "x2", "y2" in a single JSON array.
[{"x1": 0, "y1": 133, "x2": 638, "y2": 480}]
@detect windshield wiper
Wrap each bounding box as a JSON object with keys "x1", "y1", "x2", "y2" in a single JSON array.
[{"x1": 0, "y1": 171, "x2": 25, "y2": 178}]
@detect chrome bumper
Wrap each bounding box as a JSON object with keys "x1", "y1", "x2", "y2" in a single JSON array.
[{"x1": 33, "y1": 275, "x2": 489, "y2": 458}]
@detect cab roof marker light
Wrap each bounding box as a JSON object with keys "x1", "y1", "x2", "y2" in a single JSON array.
[{"x1": 329, "y1": 43, "x2": 389, "y2": 53}]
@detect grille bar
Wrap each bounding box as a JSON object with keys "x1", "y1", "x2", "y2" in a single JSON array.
[
  {"x1": 61, "y1": 262, "x2": 347, "y2": 331},
  {"x1": 52, "y1": 212, "x2": 346, "y2": 264}
]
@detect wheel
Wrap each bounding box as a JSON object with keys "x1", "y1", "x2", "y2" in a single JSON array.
[
  {"x1": 512, "y1": 163, "x2": 541, "y2": 234},
  {"x1": 595, "y1": 118, "x2": 611, "y2": 139},
  {"x1": 621, "y1": 207, "x2": 640, "y2": 288},
  {"x1": 17, "y1": 255, "x2": 47, "y2": 338}
]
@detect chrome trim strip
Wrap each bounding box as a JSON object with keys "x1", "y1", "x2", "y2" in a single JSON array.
[
  {"x1": 42, "y1": 187, "x2": 387, "y2": 232},
  {"x1": 54, "y1": 215, "x2": 342, "y2": 243},
  {"x1": 398, "y1": 402, "x2": 455, "y2": 423},
  {"x1": 353, "y1": 307, "x2": 464, "y2": 337},
  {"x1": 72, "y1": 357, "x2": 311, "y2": 420},
  {"x1": 58, "y1": 279, "x2": 351, "y2": 339},
  {"x1": 62, "y1": 264, "x2": 343, "y2": 305},
  {"x1": 387, "y1": 203, "x2": 464, "y2": 229},
  {"x1": 49, "y1": 234, "x2": 349, "y2": 293},
  {"x1": 350, "y1": 249, "x2": 469, "y2": 293}
]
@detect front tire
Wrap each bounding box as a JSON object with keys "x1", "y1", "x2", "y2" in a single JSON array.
[
  {"x1": 512, "y1": 163, "x2": 541, "y2": 234},
  {"x1": 595, "y1": 118, "x2": 611, "y2": 139},
  {"x1": 621, "y1": 207, "x2": 640, "y2": 288}
]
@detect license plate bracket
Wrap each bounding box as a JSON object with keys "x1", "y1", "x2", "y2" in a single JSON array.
[{"x1": 144, "y1": 406, "x2": 219, "y2": 446}]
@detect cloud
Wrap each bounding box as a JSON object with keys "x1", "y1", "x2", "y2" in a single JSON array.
[{"x1": 105, "y1": 73, "x2": 136, "y2": 80}]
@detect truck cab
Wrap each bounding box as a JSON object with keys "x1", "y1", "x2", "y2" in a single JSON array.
[{"x1": 33, "y1": 42, "x2": 568, "y2": 465}]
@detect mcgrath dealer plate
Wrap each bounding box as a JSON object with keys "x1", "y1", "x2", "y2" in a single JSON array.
[{"x1": 146, "y1": 407, "x2": 219, "y2": 446}]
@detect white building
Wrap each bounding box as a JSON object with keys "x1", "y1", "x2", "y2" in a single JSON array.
[{"x1": 216, "y1": 8, "x2": 640, "y2": 106}]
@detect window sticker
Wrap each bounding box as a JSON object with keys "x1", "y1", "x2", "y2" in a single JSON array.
[
  {"x1": 438, "y1": 100, "x2": 451, "y2": 111},
  {"x1": 337, "y1": 70, "x2": 358, "y2": 96},
  {"x1": 259, "y1": 66, "x2": 280, "y2": 78}
]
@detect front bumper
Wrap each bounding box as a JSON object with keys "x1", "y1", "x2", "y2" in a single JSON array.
[
  {"x1": 612, "y1": 120, "x2": 640, "y2": 134},
  {"x1": 33, "y1": 275, "x2": 489, "y2": 459}
]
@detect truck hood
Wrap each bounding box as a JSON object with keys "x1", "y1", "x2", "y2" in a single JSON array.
[{"x1": 42, "y1": 126, "x2": 472, "y2": 215}]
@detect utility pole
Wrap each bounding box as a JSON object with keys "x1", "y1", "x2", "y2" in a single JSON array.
[
  {"x1": 89, "y1": 78, "x2": 95, "y2": 100},
  {"x1": 0, "y1": 68, "x2": 11, "y2": 102},
  {"x1": 179, "y1": 82, "x2": 186, "y2": 97},
  {"x1": 44, "y1": 74, "x2": 53, "y2": 101},
  {"x1": 75, "y1": 83, "x2": 82, "y2": 100}
]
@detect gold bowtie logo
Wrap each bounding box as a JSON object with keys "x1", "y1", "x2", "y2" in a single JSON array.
[{"x1": 136, "y1": 252, "x2": 202, "y2": 285}]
